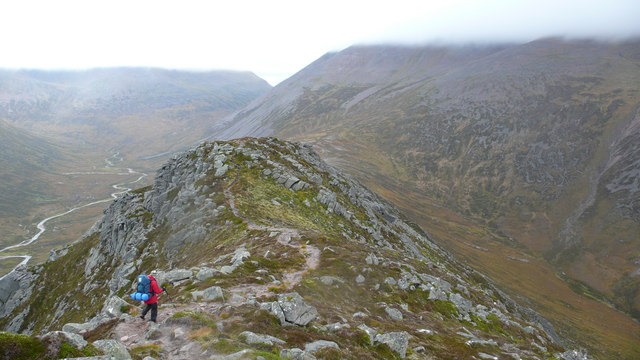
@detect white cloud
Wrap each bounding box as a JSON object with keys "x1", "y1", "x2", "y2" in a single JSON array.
[{"x1": 1, "y1": 0, "x2": 638, "y2": 85}]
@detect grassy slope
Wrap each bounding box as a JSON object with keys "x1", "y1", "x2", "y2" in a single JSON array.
[
  {"x1": 359, "y1": 173, "x2": 640, "y2": 360},
  {"x1": 265, "y1": 41, "x2": 640, "y2": 359},
  {"x1": 0, "y1": 121, "x2": 62, "y2": 217},
  {"x1": 285, "y1": 132, "x2": 640, "y2": 359}
]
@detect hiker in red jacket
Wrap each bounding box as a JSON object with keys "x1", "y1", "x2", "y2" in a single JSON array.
[{"x1": 140, "y1": 272, "x2": 165, "y2": 323}]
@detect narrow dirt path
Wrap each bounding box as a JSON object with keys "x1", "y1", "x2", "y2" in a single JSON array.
[{"x1": 223, "y1": 186, "x2": 320, "y2": 301}]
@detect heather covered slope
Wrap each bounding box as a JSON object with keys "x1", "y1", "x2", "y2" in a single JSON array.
[
  {"x1": 0, "y1": 120, "x2": 62, "y2": 218},
  {"x1": 0, "y1": 138, "x2": 587, "y2": 359},
  {"x1": 216, "y1": 39, "x2": 640, "y2": 357}
]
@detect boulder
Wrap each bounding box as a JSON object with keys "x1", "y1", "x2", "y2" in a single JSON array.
[
  {"x1": 277, "y1": 292, "x2": 318, "y2": 326},
  {"x1": 195, "y1": 267, "x2": 216, "y2": 281},
  {"x1": 211, "y1": 349, "x2": 252, "y2": 360},
  {"x1": 385, "y1": 307, "x2": 403, "y2": 321},
  {"x1": 62, "y1": 322, "x2": 97, "y2": 335},
  {"x1": 102, "y1": 296, "x2": 129, "y2": 318},
  {"x1": 375, "y1": 331, "x2": 410, "y2": 359},
  {"x1": 153, "y1": 269, "x2": 192, "y2": 284},
  {"x1": 365, "y1": 253, "x2": 379, "y2": 265},
  {"x1": 220, "y1": 265, "x2": 236, "y2": 274},
  {"x1": 280, "y1": 348, "x2": 317, "y2": 360},
  {"x1": 93, "y1": 339, "x2": 132, "y2": 359},
  {"x1": 449, "y1": 292, "x2": 472, "y2": 315},
  {"x1": 318, "y1": 276, "x2": 343, "y2": 286},
  {"x1": 304, "y1": 340, "x2": 339, "y2": 354},
  {"x1": 358, "y1": 324, "x2": 377, "y2": 346},
  {"x1": 558, "y1": 349, "x2": 591, "y2": 360},
  {"x1": 240, "y1": 331, "x2": 285, "y2": 346},
  {"x1": 172, "y1": 327, "x2": 186, "y2": 340},
  {"x1": 322, "y1": 322, "x2": 350, "y2": 332},
  {"x1": 41, "y1": 331, "x2": 87, "y2": 350},
  {"x1": 202, "y1": 286, "x2": 224, "y2": 301},
  {"x1": 231, "y1": 247, "x2": 251, "y2": 265}
]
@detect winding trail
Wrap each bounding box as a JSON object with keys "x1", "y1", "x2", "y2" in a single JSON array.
[
  {"x1": 0, "y1": 153, "x2": 147, "y2": 281},
  {"x1": 223, "y1": 186, "x2": 320, "y2": 303}
]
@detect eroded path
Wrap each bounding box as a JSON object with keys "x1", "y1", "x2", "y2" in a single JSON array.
[{"x1": 223, "y1": 187, "x2": 320, "y2": 302}]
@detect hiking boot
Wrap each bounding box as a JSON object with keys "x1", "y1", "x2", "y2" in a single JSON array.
[{"x1": 139, "y1": 315, "x2": 145, "y2": 320}]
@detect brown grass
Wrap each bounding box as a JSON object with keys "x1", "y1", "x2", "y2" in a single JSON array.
[{"x1": 365, "y1": 178, "x2": 640, "y2": 360}]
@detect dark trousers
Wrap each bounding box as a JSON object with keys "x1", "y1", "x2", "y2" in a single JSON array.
[{"x1": 141, "y1": 303, "x2": 158, "y2": 321}]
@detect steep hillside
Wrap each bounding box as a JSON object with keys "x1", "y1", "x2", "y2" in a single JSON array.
[
  {"x1": 0, "y1": 138, "x2": 594, "y2": 359},
  {"x1": 218, "y1": 39, "x2": 640, "y2": 318},
  {"x1": 0, "y1": 68, "x2": 271, "y2": 160},
  {"x1": 0, "y1": 120, "x2": 62, "y2": 218}
]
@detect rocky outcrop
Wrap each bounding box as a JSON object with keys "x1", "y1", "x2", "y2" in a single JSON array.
[
  {"x1": 0, "y1": 266, "x2": 35, "y2": 331},
  {"x1": 262, "y1": 292, "x2": 318, "y2": 326}
]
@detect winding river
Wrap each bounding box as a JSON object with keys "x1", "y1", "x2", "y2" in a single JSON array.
[{"x1": 0, "y1": 153, "x2": 147, "y2": 281}]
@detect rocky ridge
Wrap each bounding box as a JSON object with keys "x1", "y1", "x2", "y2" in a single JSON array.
[{"x1": 1, "y1": 138, "x2": 585, "y2": 359}]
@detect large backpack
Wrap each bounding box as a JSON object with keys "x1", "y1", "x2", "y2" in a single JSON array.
[
  {"x1": 137, "y1": 274, "x2": 152, "y2": 295},
  {"x1": 130, "y1": 274, "x2": 153, "y2": 301}
]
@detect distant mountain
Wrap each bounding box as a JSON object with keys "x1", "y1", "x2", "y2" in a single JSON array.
[
  {"x1": 0, "y1": 138, "x2": 593, "y2": 359},
  {"x1": 217, "y1": 39, "x2": 640, "y2": 355},
  {"x1": 0, "y1": 68, "x2": 272, "y2": 160},
  {"x1": 0, "y1": 120, "x2": 62, "y2": 217},
  {"x1": 0, "y1": 68, "x2": 272, "y2": 273},
  {"x1": 0, "y1": 68, "x2": 271, "y2": 119}
]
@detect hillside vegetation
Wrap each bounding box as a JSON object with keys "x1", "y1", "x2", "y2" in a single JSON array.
[
  {"x1": 0, "y1": 138, "x2": 593, "y2": 359},
  {"x1": 218, "y1": 39, "x2": 640, "y2": 358},
  {"x1": 0, "y1": 120, "x2": 62, "y2": 217}
]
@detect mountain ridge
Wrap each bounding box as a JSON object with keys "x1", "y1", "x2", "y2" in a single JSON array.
[{"x1": 0, "y1": 138, "x2": 591, "y2": 359}]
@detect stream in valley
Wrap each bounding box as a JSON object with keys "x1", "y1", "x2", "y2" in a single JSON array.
[{"x1": 0, "y1": 153, "x2": 147, "y2": 280}]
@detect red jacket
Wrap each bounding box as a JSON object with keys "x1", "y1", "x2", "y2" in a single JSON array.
[{"x1": 145, "y1": 275, "x2": 163, "y2": 304}]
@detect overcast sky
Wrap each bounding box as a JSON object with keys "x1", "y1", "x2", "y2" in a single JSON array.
[{"x1": 1, "y1": 0, "x2": 638, "y2": 85}]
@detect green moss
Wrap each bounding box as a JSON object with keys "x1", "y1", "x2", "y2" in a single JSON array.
[
  {"x1": 170, "y1": 310, "x2": 217, "y2": 328},
  {"x1": 430, "y1": 300, "x2": 459, "y2": 318},
  {"x1": 0, "y1": 332, "x2": 46, "y2": 360},
  {"x1": 130, "y1": 343, "x2": 162, "y2": 360},
  {"x1": 470, "y1": 314, "x2": 505, "y2": 335},
  {"x1": 210, "y1": 338, "x2": 242, "y2": 354},
  {"x1": 82, "y1": 318, "x2": 120, "y2": 342},
  {"x1": 57, "y1": 342, "x2": 101, "y2": 358},
  {"x1": 314, "y1": 347, "x2": 344, "y2": 360},
  {"x1": 252, "y1": 350, "x2": 283, "y2": 359},
  {"x1": 374, "y1": 342, "x2": 402, "y2": 359},
  {"x1": 16, "y1": 232, "x2": 104, "y2": 333}
]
